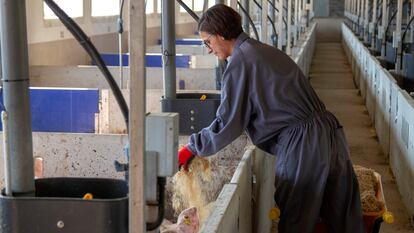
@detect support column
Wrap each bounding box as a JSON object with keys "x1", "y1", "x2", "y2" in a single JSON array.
[
  {"x1": 394, "y1": 0, "x2": 403, "y2": 73},
  {"x1": 129, "y1": 0, "x2": 146, "y2": 231},
  {"x1": 0, "y1": 0, "x2": 35, "y2": 196},
  {"x1": 278, "y1": 0, "x2": 284, "y2": 49},
  {"x1": 262, "y1": 0, "x2": 269, "y2": 43},
  {"x1": 371, "y1": 0, "x2": 377, "y2": 48},
  {"x1": 380, "y1": 0, "x2": 388, "y2": 57},
  {"x1": 287, "y1": 0, "x2": 292, "y2": 55},
  {"x1": 242, "y1": 0, "x2": 250, "y2": 34},
  {"x1": 161, "y1": 0, "x2": 176, "y2": 99}
]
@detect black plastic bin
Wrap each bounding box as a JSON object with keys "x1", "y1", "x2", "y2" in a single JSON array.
[
  {"x1": 161, "y1": 93, "x2": 221, "y2": 135},
  {"x1": 0, "y1": 177, "x2": 128, "y2": 233}
]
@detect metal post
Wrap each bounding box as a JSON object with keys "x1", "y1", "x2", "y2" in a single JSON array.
[
  {"x1": 262, "y1": 0, "x2": 269, "y2": 43},
  {"x1": 0, "y1": 0, "x2": 34, "y2": 196},
  {"x1": 394, "y1": 0, "x2": 403, "y2": 73},
  {"x1": 278, "y1": 0, "x2": 284, "y2": 49},
  {"x1": 230, "y1": 0, "x2": 238, "y2": 9},
  {"x1": 162, "y1": 0, "x2": 176, "y2": 100},
  {"x1": 242, "y1": 0, "x2": 250, "y2": 34},
  {"x1": 364, "y1": 0, "x2": 369, "y2": 42},
  {"x1": 371, "y1": 0, "x2": 377, "y2": 48},
  {"x1": 287, "y1": 0, "x2": 292, "y2": 55},
  {"x1": 129, "y1": 0, "x2": 146, "y2": 231},
  {"x1": 380, "y1": 0, "x2": 388, "y2": 57},
  {"x1": 215, "y1": 0, "x2": 225, "y2": 90},
  {"x1": 411, "y1": 0, "x2": 414, "y2": 43},
  {"x1": 294, "y1": 0, "x2": 299, "y2": 45}
]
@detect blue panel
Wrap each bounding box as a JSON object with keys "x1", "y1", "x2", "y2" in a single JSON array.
[
  {"x1": 0, "y1": 88, "x2": 99, "y2": 133},
  {"x1": 158, "y1": 38, "x2": 203, "y2": 46},
  {"x1": 97, "y1": 54, "x2": 129, "y2": 66},
  {"x1": 97, "y1": 53, "x2": 190, "y2": 68}
]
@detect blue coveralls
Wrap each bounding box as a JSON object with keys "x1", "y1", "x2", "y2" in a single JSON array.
[{"x1": 186, "y1": 32, "x2": 365, "y2": 233}]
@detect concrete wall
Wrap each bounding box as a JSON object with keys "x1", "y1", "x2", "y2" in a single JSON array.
[
  {"x1": 342, "y1": 24, "x2": 414, "y2": 225},
  {"x1": 29, "y1": 66, "x2": 216, "y2": 90}
]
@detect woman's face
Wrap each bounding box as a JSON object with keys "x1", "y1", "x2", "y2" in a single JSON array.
[{"x1": 199, "y1": 31, "x2": 232, "y2": 60}]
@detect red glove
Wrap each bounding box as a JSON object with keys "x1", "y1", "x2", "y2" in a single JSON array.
[{"x1": 178, "y1": 146, "x2": 195, "y2": 171}]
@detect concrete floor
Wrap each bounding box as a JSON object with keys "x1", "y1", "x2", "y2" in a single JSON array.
[{"x1": 310, "y1": 42, "x2": 414, "y2": 232}]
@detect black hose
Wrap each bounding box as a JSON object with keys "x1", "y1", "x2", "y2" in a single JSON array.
[
  {"x1": 176, "y1": 0, "x2": 200, "y2": 21},
  {"x1": 268, "y1": 0, "x2": 289, "y2": 27},
  {"x1": 399, "y1": 16, "x2": 414, "y2": 69},
  {"x1": 237, "y1": 1, "x2": 260, "y2": 40},
  {"x1": 252, "y1": 0, "x2": 278, "y2": 41},
  {"x1": 146, "y1": 177, "x2": 166, "y2": 231},
  {"x1": 44, "y1": 0, "x2": 129, "y2": 130}
]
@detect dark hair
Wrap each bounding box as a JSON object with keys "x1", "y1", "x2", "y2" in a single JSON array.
[{"x1": 198, "y1": 4, "x2": 243, "y2": 40}]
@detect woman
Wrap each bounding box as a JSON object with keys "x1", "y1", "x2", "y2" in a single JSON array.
[{"x1": 178, "y1": 4, "x2": 365, "y2": 233}]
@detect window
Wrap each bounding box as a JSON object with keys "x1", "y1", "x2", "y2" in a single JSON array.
[
  {"x1": 157, "y1": 0, "x2": 161, "y2": 13},
  {"x1": 179, "y1": 0, "x2": 193, "y2": 13},
  {"x1": 91, "y1": 0, "x2": 120, "y2": 17},
  {"x1": 43, "y1": 0, "x2": 83, "y2": 19},
  {"x1": 146, "y1": 0, "x2": 155, "y2": 14},
  {"x1": 193, "y1": 1, "x2": 204, "y2": 12}
]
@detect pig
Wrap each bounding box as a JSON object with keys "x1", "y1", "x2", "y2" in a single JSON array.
[{"x1": 160, "y1": 207, "x2": 200, "y2": 233}]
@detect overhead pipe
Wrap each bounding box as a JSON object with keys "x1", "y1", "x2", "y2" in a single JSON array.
[
  {"x1": 162, "y1": 0, "x2": 176, "y2": 99},
  {"x1": 0, "y1": 0, "x2": 35, "y2": 196}
]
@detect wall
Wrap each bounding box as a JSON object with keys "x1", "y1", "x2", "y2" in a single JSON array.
[{"x1": 342, "y1": 23, "x2": 414, "y2": 226}]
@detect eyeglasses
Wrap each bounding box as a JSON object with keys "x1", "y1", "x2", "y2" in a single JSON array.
[{"x1": 203, "y1": 34, "x2": 213, "y2": 50}]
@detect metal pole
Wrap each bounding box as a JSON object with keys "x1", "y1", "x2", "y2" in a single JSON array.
[
  {"x1": 215, "y1": 0, "x2": 225, "y2": 90},
  {"x1": 371, "y1": 0, "x2": 377, "y2": 48},
  {"x1": 2, "y1": 111, "x2": 12, "y2": 196},
  {"x1": 380, "y1": 0, "x2": 388, "y2": 57},
  {"x1": 364, "y1": 0, "x2": 369, "y2": 42},
  {"x1": 411, "y1": 0, "x2": 414, "y2": 43},
  {"x1": 294, "y1": 0, "x2": 298, "y2": 45},
  {"x1": 162, "y1": 0, "x2": 176, "y2": 100},
  {"x1": 394, "y1": 0, "x2": 403, "y2": 73},
  {"x1": 0, "y1": 0, "x2": 35, "y2": 196},
  {"x1": 242, "y1": 0, "x2": 250, "y2": 34},
  {"x1": 129, "y1": 0, "x2": 146, "y2": 231},
  {"x1": 287, "y1": 0, "x2": 292, "y2": 55},
  {"x1": 262, "y1": 0, "x2": 269, "y2": 43},
  {"x1": 278, "y1": 0, "x2": 284, "y2": 49}
]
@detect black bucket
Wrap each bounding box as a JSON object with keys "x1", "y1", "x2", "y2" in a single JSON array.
[{"x1": 0, "y1": 177, "x2": 128, "y2": 233}]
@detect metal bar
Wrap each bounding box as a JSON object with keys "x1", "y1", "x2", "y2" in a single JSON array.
[
  {"x1": 162, "y1": 0, "x2": 176, "y2": 100},
  {"x1": 294, "y1": 0, "x2": 298, "y2": 45},
  {"x1": 371, "y1": 0, "x2": 377, "y2": 48},
  {"x1": 0, "y1": 0, "x2": 35, "y2": 196},
  {"x1": 395, "y1": 0, "x2": 403, "y2": 72},
  {"x1": 2, "y1": 111, "x2": 12, "y2": 196},
  {"x1": 278, "y1": 0, "x2": 284, "y2": 49},
  {"x1": 411, "y1": 0, "x2": 414, "y2": 43},
  {"x1": 287, "y1": 0, "x2": 292, "y2": 55},
  {"x1": 381, "y1": 0, "x2": 388, "y2": 57},
  {"x1": 364, "y1": 0, "x2": 369, "y2": 42},
  {"x1": 129, "y1": 0, "x2": 146, "y2": 231},
  {"x1": 262, "y1": 0, "x2": 269, "y2": 43},
  {"x1": 237, "y1": 1, "x2": 260, "y2": 40}
]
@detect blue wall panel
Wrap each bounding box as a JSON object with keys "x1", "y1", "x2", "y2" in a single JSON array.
[
  {"x1": 97, "y1": 53, "x2": 191, "y2": 68},
  {"x1": 0, "y1": 88, "x2": 99, "y2": 133},
  {"x1": 158, "y1": 38, "x2": 203, "y2": 46}
]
